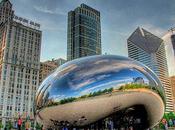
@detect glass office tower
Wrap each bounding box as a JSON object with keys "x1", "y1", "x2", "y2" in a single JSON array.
[
  {"x1": 127, "y1": 27, "x2": 174, "y2": 112},
  {"x1": 67, "y1": 4, "x2": 101, "y2": 61}
]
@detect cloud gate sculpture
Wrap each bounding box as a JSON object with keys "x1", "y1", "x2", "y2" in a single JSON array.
[{"x1": 35, "y1": 55, "x2": 165, "y2": 129}]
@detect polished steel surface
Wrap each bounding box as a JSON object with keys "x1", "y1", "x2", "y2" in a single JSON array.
[{"x1": 34, "y1": 55, "x2": 165, "y2": 128}]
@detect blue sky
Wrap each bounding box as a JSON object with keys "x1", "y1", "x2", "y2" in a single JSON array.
[{"x1": 11, "y1": 0, "x2": 175, "y2": 61}]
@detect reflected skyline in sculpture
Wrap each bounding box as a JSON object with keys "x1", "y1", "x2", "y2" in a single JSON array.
[{"x1": 34, "y1": 55, "x2": 165, "y2": 129}]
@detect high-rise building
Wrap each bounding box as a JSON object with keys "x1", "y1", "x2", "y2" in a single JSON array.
[
  {"x1": 0, "y1": 0, "x2": 42, "y2": 125},
  {"x1": 170, "y1": 76, "x2": 175, "y2": 111},
  {"x1": 162, "y1": 28, "x2": 175, "y2": 76},
  {"x1": 54, "y1": 58, "x2": 66, "y2": 66},
  {"x1": 39, "y1": 61, "x2": 58, "y2": 84},
  {"x1": 39, "y1": 58, "x2": 66, "y2": 84},
  {"x1": 67, "y1": 4, "x2": 101, "y2": 61},
  {"x1": 0, "y1": 0, "x2": 14, "y2": 24},
  {"x1": 127, "y1": 27, "x2": 174, "y2": 112}
]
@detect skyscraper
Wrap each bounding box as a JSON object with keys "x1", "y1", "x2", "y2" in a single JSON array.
[
  {"x1": 67, "y1": 4, "x2": 101, "y2": 61},
  {"x1": 127, "y1": 27, "x2": 174, "y2": 112},
  {"x1": 0, "y1": 0, "x2": 14, "y2": 24},
  {"x1": 0, "y1": 0, "x2": 42, "y2": 125},
  {"x1": 162, "y1": 28, "x2": 175, "y2": 76}
]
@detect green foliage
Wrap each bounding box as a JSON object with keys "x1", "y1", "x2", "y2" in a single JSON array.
[
  {"x1": 118, "y1": 83, "x2": 166, "y2": 103},
  {"x1": 60, "y1": 97, "x2": 76, "y2": 104},
  {"x1": 119, "y1": 83, "x2": 149, "y2": 90},
  {"x1": 79, "y1": 95, "x2": 88, "y2": 98},
  {"x1": 157, "y1": 112, "x2": 175, "y2": 129},
  {"x1": 6, "y1": 121, "x2": 12, "y2": 130},
  {"x1": 162, "y1": 112, "x2": 175, "y2": 121},
  {"x1": 163, "y1": 113, "x2": 169, "y2": 120},
  {"x1": 57, "y1": 87, "x2": 114, "y2": 105},
  {"x1": 0, "y1": 121, "x2": 3, "y2": 129},
  {"x1": 31, "y1": 121, "x2": 34, "y2": 128},
  {"x1": 168, "y1": 112, "x2": 175, "y2": 119},
  {"x1": 35, "y1": 123, "x2": 42, "y2": 130},
  {"x1": 87, "y1": 87, "x2": 113, "y2": 97},
  {"x1": 22, "y1": 122, "x2": 25, "y2": 130},
  {"x1": 158, "y1": 123, "x2": 164, "y2": 129},
  {"x1": 47, "y1": 102, "x2": 58, "y2": 107}
]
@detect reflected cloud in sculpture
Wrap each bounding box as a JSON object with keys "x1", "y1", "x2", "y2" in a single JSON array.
[{"x1": 34, "y1": 55, "x2": 165, "y2": 129}]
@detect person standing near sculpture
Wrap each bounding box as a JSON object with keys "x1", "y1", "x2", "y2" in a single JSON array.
[
  {"x1": 162, "y1": 118, "x2": 168, "y2": 130},
  {"x1": 25, "y1": 120, "x2": 30, "y2": 130},
  {"x1": 17, "y1": 117, "x2": 22, "y2": 130}
]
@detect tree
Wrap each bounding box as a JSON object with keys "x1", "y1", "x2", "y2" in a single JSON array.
[
  {"x1": 168, "y1": 112, "x2": 175, "y2": 119},
  {"x1": 6, "y1": 121, "x2": 12, "y2": 130},
  {"x1": 0, "y1": 121, "x2": 3, "y2": 130},
  {"x1": 163, "y1": 113, "x2": 169, "y2": 120},
  {"x1": 158, "y1": 112, "x2": 175, "y2": 129},
  {"x1": 35, "y1": 123, "x2": 42, "y2": 130}
]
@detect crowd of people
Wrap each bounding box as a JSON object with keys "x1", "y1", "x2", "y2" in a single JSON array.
[
  {"x1": 161, "y1": 118, "x2": 175, "y2": 130},
  {"x1": 5, "y1": 116, "x2": 175, "y2": 130},
  {"x1": 2, "y1": 117, "x2": 30, "y2": 130},
  {"x1": 52, "y1": 116, "x2": 146, "y2": 130}
]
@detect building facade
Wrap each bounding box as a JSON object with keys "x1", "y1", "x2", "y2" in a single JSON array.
[
  {"x1": 39, "y1": 61, "x2": 58, "y2": 84},
  {"x1": 0, "y1": 0, "x2": 42, "y2": 125},
  {"x1": 67, "y1": 4, "x2": 101, "y2": 61},
  {"x1": 170, "y1": 76, "x2": 175, "y2": 111},
  {"x1": 162, "y1": 28, "x2": 175, "y2": 77},
  {"x1": 0, "y1": 0, "x2": 14, "y2": 24},
  {"x1": 54, "y1": 58, "x2": 66, "y2": 66},
  {"x1": 127, "y1": 27, "x2": 174, "y2": 112}
]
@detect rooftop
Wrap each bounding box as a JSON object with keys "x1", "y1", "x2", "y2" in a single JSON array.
[
  {"x1": 128, "y1": 27, "x2": 163, "y2": 53},
  {"x1": 0, "y1": 0, "x2": 11, "y2": 5},
  {"x1": 13, "y1": 15, "x2": 40, "y2": 30}
]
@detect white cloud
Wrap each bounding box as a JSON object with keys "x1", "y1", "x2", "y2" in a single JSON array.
[
  {"x1": 36, "y1": 17, "x2": 66, "y2": 31},
  {"x1": 34, "y1": 5, "x2": 66, "y2": 16},
  {"x1": 50, "y1": 94, "x2": 66, "y2": 100},
  {"x1": 141, "y1": 23, "x2": 166, "y2": 37}
]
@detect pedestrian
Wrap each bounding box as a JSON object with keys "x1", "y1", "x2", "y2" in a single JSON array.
[
  {"x1": 25, "y1": 121, "x2": 30, "y2": 130},
  {"x1": 41, "y1": 125, "x2": 44, "y2": 130},
  {"x1": 173, "y1": 118, "x2": 175, "y2": 126},
  {"x1": 109, "y1": 119, "x2": 114, "y2": 130},
  {"x1": 163, "y1": 120, "x2": 168, "y2": 130},
  {"x1": 169, "y1": 118, "x2": 173, "y2": 127},
  {"x1": 17, "y1": 117, "x2": 22, "y2": 130},
  {"x1": 62, "y1": 127, "x2": 68, "y2": 130},
  {"x1": 129, "y1": 117, "x2": 133, "y2": 130},
  {"x1": 165, "y1": 122, "x2": 168, "y2": 130}
]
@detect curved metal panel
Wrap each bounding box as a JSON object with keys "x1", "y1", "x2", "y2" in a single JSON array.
[{"x1": 34, "y1": 55, "x2": 165, "y2": 128}]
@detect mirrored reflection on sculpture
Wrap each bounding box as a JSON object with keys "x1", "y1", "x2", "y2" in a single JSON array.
[{"x1": 34, "y1": 55, "x2": 165, "y2": 130}]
